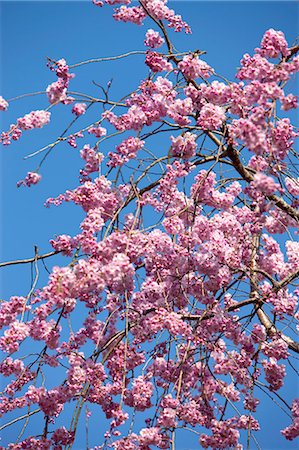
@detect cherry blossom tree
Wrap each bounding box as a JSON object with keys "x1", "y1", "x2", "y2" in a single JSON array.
[{"x1": 1, "y1": 1, "x2": 299, "y2": 449}]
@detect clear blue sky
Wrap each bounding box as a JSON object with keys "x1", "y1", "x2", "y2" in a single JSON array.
[{"x1": 0, "y1": 1, "x2": 298, "y2": 449}]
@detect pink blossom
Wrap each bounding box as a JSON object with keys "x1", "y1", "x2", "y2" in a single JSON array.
[
  {"x1": 72, "y1": 102, "x2": 87, "y2": 116},
  {"x1": 145, "y1": 51, "x2": 172, "y2": 72},
  {"x1": 285, "y1": 177, "x2": 299, "y2": 196},
  {"x1": 108, "y1": 136, "x2": 145, "y2": 167},
  {"x1": 1, "y1": 125, "x2": 22, "y2": 145},
  {"x1": 0, "y1": 357, "x2": 24, "y2": 376},
  {"x1": 157, "y1": 406, "x2": 177, "y2": 428},
  {"x1": 244, "y1": 395, "x2": 260, "y2": 412},
  {"x1": 52, "y1": 427, "x2": 74, "y2": 446},
  {"x1": 68, "y1": 131, "x2": 83, "y2": 148},
  {"x1": 178, "y1": 54, "x2": 214, "y2": 79},
  {"x1": 103, "y1": 253, "x2": 135, "y2": 293},
  {"x1": 281, "y1": 93, "x2": 298, "y2": 111},
  {"x1": 38, "y1": 386, "x2": 67, "y2": 417},
  {"x1": 0, "y1": 296, "x2": 27, "y2": 329},
  {"x1": 112, "y1": 437, "x2": 137, "y2": 450},
  {"x1": 196, "y1": 80, "x2": 231, "y2": 106},
  {"x1": 256, "y1": 28, "x2": 290, "y2": 58},
  {"x1": 17, "y1": 172, "x2": 42, "y2": 188},
  {"x1": 144, "y1": 29, "x2": 164, "y2": 48},
  {"x1": 143, "y1": 0, "x2": 191, "y2": 33},
  {"x1": 50, "y1": 234, "x2": 76, "y2": 256},
  {"x1": 7, "y1": 436, "x2": 51, "y2": 449},
  {"x1": 178, "y1": 400, "x2": 205, "y2": 426},
  {"x1": 261, "y1": 337, "x2": 289, "y2": 360},
  {"x1": 167, "y1": 97, "x2": 193, "y2": 125},
  {"x1": 138, "y1": 427, "x2": 163, "y2": 447},
  {"x1": 281, "y1": 399, "x2": 299, "y2": 440},
  {"x1": 238, "y1": 415, "x2": 260, "y2": 431},
  {"x1": 80, "y1": 207, "x2": 105, "y2": 233},
  {"x1": 46, "y1": 79, "x2": 67, "y2": 104},
  {"x1": 1, "y1": 6, "x2": 299, "y2": 448},
  {"x1": 105, "y1": 0, "x2": 131, "y2": 5},
  {"x1": 262, "y1": 357, "x2": 286, "y2": 391},
  {"x1": 0, "y1": 320, "x2": 30, "y2": 353},
  {"x1": 48, "y1": 58, "x2": 74, "y2": 84},
  {"x1": 268, "y1": 288, "x2": 297, "y2": 317},
  {"x1": 271, "y1": 118, "x2": 296, "y2": 160},
  {"x1": 229, "y1": 115, "x2": 268, "y2": 155},
  {"x1": 17, "y1": 110, "x2": 50, "y2": 130},
  {"x1": 237, "y1": 53, "x2": 278, "y2": 82},
  {"x1": 286, "y1": 241, "x2": 299, "y2": 273},
  {"x1": 200, "y1": 419, "x2": 240, "y2": 449},
  {"x1": 251, "y1": 323, "x2": 267, "y2": 343},
  {"x1": 170, "y1": 132, "x2": 197, "y2": 159},
  {"x1": 88, "y1": 125, "x2": 107, "y2": 137},
  {"x1": 248, "y1": 155, "x2": 269, "y2": 172},
  {"x1": 197, "y1": 104, "x2": 226, "y2": 130},
  {"x1": 125, "y1": 376, "x2": 153, "y2": 411},
  {"x1": 251, "y1": 172, "x2": 280, "y2": 195},
  {"x1": 80, "y1": 145, "x2": 103, "y2": 178},
  {"x1": 113, "y1": 5, "x2": 146, "y2": 25},
  {"x1": 0, "y1": 95, "x2": 8, "y2": 111}
]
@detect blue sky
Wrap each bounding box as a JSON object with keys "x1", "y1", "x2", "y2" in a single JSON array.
[{"x1": 0, "y1": 1, "x2": 298, "y2": 449}]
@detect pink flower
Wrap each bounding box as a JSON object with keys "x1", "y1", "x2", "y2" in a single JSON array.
[
  {"x1": 142, "y1": 0, "x2": 191, "y2": 33},
  {"x1": 286, "y1": 241, "x2": 299, "y2": 273},
  {"x1": 17, "y1": 110, "x2": 51, "y2": 130},
  {"x1": 197, "y1": 103, "x2": 226, "y2": 130},
  {"x1": 170, "y1": 132, "x2": 197, "y2": 159},
  {"x1": 88, "y1": 125, "x2": 107, "y2": 137},
  {"x1": 46, "y1": 79, "x2": 67, "y2": 104},
  {"x1": 80, "y1": 207, "x2": 105, "y2": 233},
  {"x1": 80, "y1": 145, "x2": 103, "y2": 178},
  {"x1": 72, "y1": 103, "x2": 87, "y2": 116},
  {"x1": 0, "y1": 95, "x2": 8, "y2": 111},
  {"x1": 261, "y1": 337, "x2": 289, "y2": 360},
  {"x1": 113, "y1": 5, "x2": 146, "y2": 25},
  {"x1": 68, "y1": 132, "x2": 83, "y2": 148},
  {"x1": 281, "y1": 94, "x2": 298, "y2": 111},
  {"x1": 237, "y1": 53, "x2": 276, "y2": 82},
  {"x1": 0, "y1": 296, "x2": 27, "y2": 329},
  {"x1": 256, "y1": 28, "x2": 290, "y2": 59},
  {"x1": 103, "y1": 253, "x2": 135, "y2": 293},
  {"x1": 125, "y1": 376, "x2": 153, "y2": 411},
  {"x1": 200, "y1": 419, "x2": 240, "y2": 449},
  {"x1": 251, "y1": 172, "x2": 280, "y2": 195},
  {"x1": 50, "y1": 234, "x2": 76, "y2": 256},
  {"x1": 145, "y1": 51, "x2": 172, "y2": 72},
  {"x1": 167, "y1": 97, "x2": 193, "y2": 125},
  {"x1": 144, "y1": 29, "x2": 164, "y2": 48},
  {"x1": 157, "y1": 407, "x2": 177, "y2": 428},
  {"x1": 48, "y1": 58, "x2": 74, "y2": 84},
  {"x1": 178, "y1": 54, "x2": 214, "y2": 79},
  {"x1": 108, "y1": 136, "x2": 144, "y2": 167},
  {"x1": 271, "y1": 118, "x2": 296, "y2": 160},
  {"x1": 238, "y1": 415, "x2": 260, "y2": 431},
  {"x1": 281, "y1": 399, "x2": 299, "y2": 440},
  {"x1": 0, "y1": 320, "x2": 30, "y2": 353},
  {"x1": 244, "y1": 395, "x2": 260, "y2": 412},
  {"x1": 52, "y1": 427, "x2": 74, "y2": 446},
  {"x1": 17, "y1": 172, "x2": 42, "y2": 188},
  {"x1": 262, "y1": 357, "x2": 286, "y2": 391}
]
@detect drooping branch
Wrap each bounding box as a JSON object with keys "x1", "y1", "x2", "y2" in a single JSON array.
[
  {"x1": 0, "y1": 250, "x2": 59, "y2": 269},
  {"x1": 225, "y1": 144, "x2": 299, "y2": 222}
]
